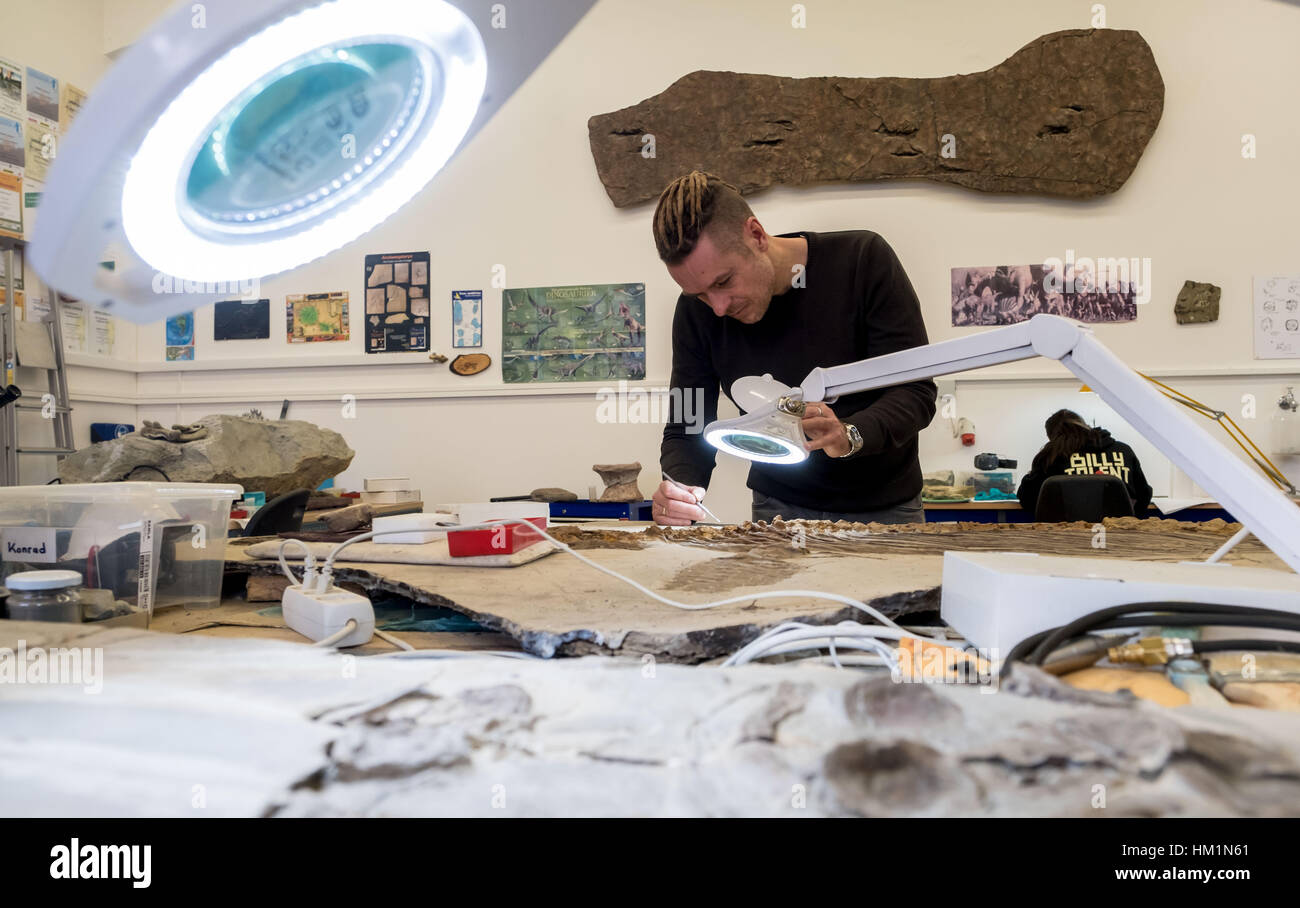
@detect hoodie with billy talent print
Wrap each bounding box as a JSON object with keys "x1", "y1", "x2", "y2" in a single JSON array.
[{"x1": 1016, "y1": 428, "x2": 1153, "y2": 518}]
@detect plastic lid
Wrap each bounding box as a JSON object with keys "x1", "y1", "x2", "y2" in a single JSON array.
[{"x1": 5, "y1": 570, "x2": 83, "y2": 590}]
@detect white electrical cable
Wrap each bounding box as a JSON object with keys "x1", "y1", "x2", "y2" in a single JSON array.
[
  {"x1": 724, "y1": 621, "x2": 924, "y2": 669},
  {"x1": 312, "y1": 618, "x2": 358, "y2": 648},
  {"x1": 743, "y1": 638, "x2": 898, "y2": 666},
  {"x1": 438, "y1": 518, "x2": 913, "y2": 628},
  {"x1": 373, "y1": 628, "x2": 414, "y2": 651},
  {"x1": 277, "y1": 537, "x2": 317, "y2": 586},
  {"x1": 286, "y1": 518, "x2": 935, "y2": 662}
]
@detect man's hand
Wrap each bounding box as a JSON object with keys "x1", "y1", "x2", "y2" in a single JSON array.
[
  {"x1": 802, "y1": 402, "x2": 851, "y2": 457},
  {"x1": 652, "y1": 479, "x2": 707, "y2": 526}
]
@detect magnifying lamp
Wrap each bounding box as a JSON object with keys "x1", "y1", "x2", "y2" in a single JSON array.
[
  {"x1": 28, "y1": 0, "x2": 592, "y2": 323},
  {"x1": 704, "y1": 374, "x2": 809, "y2": 464},
  {"x1": 705, "y1": 314, "x2": 1300, "y2": 574}
]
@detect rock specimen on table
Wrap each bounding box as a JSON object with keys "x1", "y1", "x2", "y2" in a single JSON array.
[
  {"x1": 58, "y1": 414, "x2": 354, "y2": 497},
  {"x1": 428, "y1": 352, "x2": 449, "y2": 364},
  {"x1": 593, "y1": 462, "x2": 643, "y2": 502},
  {"x1": 589, "y1": 29, "x2": 1163, "y2": 206},
  {"x1": 1174, "y1": 280, "x2": 1221, "y2": 324},
  {"x1": 307, "y1": 492, "x2": 348, "y2": 510},
  {"x1": 450, "y1": 353, "x2": 491, "y2": 376},
  {"x1": 531, "y1": 487, "x2": 578, "y2": 502}
]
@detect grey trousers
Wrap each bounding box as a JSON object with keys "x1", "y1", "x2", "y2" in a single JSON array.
[{"x1": 751, "y1": 490, "x2": 926, "y2": 525}]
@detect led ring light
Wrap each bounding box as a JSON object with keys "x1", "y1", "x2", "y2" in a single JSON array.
[{"x1": 30, "y1": 0, "x2": 486, "y2": 321}]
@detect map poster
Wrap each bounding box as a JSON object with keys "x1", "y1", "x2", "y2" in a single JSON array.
[
  {"x1": 501, "y1": 282, "x2": 645, "y2": 384},
  {"x1": 165, "y1": 310, "x2": 194, "y2": 361},
  {"x1": 364, "y1": 250, "x2": 429, "y2": 353},
  {"x1": 287, "y1": 291, "x2": 349, "y2": 343}
]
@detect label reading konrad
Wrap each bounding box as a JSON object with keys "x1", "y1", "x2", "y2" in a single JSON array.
[{"x1": 1, "y1": 527, "x2": 57, "y2": 562}]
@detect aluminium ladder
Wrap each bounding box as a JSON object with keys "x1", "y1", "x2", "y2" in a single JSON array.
[{"x1": 0, "y1": 237, "x2": 75, "y2": 486}]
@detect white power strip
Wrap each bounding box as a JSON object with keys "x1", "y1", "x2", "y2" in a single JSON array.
[{"x1": 282, "y1": 584, "x2": 374, "y2": 647}]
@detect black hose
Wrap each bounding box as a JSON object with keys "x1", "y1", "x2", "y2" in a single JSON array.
[
  {"x1": 1194, "y1": 639, "x2": 1300, "y2": 655},
  {"x1": 123, "y1": 465, "x2": 171, "y2": 481},
  {"x1": 1000, "y1": 601, "x2": 1300, "y2": 678}
]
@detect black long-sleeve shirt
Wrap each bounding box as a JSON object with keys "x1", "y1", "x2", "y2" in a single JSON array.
[{"x1": 660, "y1": 230, "x2": 937, "y2": 512}]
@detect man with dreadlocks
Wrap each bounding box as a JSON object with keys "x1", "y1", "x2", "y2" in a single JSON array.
[{"x1": 650, "y1": 171, "x2": 937, "y2": 525}]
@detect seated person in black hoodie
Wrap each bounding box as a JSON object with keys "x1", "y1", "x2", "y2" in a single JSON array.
[{"x1": 1016, "y1": 409, "x2": 1153, "y2": 518}]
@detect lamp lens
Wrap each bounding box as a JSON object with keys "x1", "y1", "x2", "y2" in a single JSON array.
[
  {"x1": 722, "y1": 432, "x2": 790, "y2": 458},
  {"x1": 183, "y1": 42, "x2": 438, "y2": 236}
]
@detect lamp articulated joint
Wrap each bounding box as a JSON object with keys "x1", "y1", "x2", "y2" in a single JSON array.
[{"x1": 776, "y1": 395, "x2": 807, "y2": 417}]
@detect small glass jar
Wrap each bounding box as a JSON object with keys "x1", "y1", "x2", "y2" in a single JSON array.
[{"x1": 4, "y1": 570, "x2": 84, "y2": 623}]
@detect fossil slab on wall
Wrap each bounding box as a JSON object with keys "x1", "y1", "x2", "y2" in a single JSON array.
[{"x1": 589, "y1": 29, "x2": 1164, "y2": 207}]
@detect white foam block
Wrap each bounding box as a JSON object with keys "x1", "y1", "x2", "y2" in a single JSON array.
[
  {"x1": 373, "y1": 512, "x2": 454, "y2": 543},
  {"x1": 361, "y1": 489, "x2": 422, "y2": 504},
  {"x1": 364, "y1": 477, "x2": 413, "y2": 492},
  {"x1": 941, "y1": 551, "x2": 1300, "y2": 655},
  {"x1": 458, "y1": 501, "x2": 549, "y2": 526}
]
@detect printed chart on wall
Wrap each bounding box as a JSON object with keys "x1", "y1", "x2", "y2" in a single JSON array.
[
  {"x1": 1254, "y1": 276, "x2": 1300, "y2": 360},
  {"x1": 0, "y1": 243, "x2": 21, "y2": 291},
  {"x1": 0, "y1": 58, "x2": 22, "y2": 120},
  {"x1": 60, "y1": 299, "x2": 86, "y2": 353},
  {"x1": 951, "y1": 263, "x2": 1138, "y2": 326},
  {"x1": 0, "y1": 170, "x2": 21, "y2": 239},
  {"x1": 91, "y1": 309, "x2": 115, "y2": 356},
  {"x1": 501, "y1": 283, "x2": 645, "y2": 384},
  {"x1": 364, "y1": 251, "x2": 429, "y2": 353},
  {"x1": 165, "y1": 311, "x2": 195, "y2": 361},
  {"x1": 287, "y1": 292, "x2": 349, "y2": 343},
  {"x1": 452, "y1": 290, "x2": 481, "y2": 347}
]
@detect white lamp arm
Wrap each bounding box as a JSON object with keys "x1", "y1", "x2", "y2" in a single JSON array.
[{"x1": 794, "y1": 314, "x2": 1300, "y2": 574}]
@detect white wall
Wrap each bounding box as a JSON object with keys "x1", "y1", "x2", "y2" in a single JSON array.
[
  {"x1": 16, "y1": 0, "x2": 1300, "y2": 510},
  {"x1": 0, "y1": 0, "x2": 138, "y2": 484}
]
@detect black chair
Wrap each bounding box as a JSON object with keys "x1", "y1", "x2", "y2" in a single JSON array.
[
  {"x1": 243, "y1": 489, "x2": 311, "y2": 537},
  {"x1": 1034, "y1": 474, "x2": 1135, "y2": 522}
]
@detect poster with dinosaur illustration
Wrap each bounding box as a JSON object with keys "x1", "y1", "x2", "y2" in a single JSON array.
[{"x1": 501, "y1": 282, "x2": 645, "y2": 384}]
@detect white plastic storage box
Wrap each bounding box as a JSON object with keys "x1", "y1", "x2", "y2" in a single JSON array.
[{"x1": 0, "y1": 482, "x2": 243, "y2": 620}]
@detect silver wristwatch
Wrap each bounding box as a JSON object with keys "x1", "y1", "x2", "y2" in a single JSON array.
[{"x1": 836, "y1": 423, "x2": 864, "y2": 458}]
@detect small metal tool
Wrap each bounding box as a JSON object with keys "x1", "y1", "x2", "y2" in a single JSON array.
[{"x1": 661, "y1": 471, "x2": 723, "y2": 524}]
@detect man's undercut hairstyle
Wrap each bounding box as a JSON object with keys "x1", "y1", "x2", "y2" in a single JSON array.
[{"x1": 652, "y1": 171, "x2": 754, "y2": 264}]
